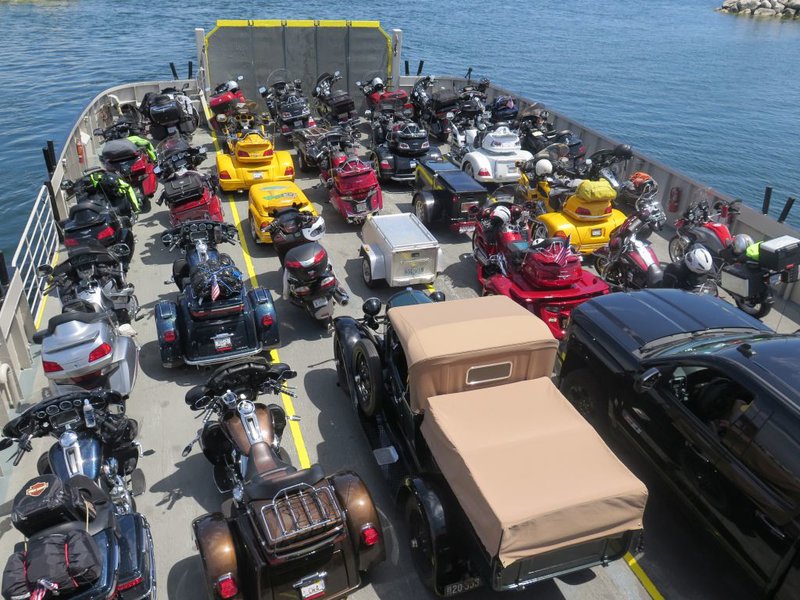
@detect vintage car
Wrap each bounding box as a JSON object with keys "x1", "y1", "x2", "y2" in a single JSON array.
[
  {"x1": 216, "y1": 130, "x2": 295, "y2": 192},
  {"x1": 557, "y1": 289, "x2": 800, "y2": 600},
  {"x1": 247, "y1": 181, "x2": 318, "y2": 244},
  {"x1": 333, "y1": 292, "x2": 648, "y2": 596},
  {"x1": 412, "y1": 154, "x2": 489, "y2": 234},
  {"x1": 451, "y1": 123, "x2": 532, "y2": 184}
]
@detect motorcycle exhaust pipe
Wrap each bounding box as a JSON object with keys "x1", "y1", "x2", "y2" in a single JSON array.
[{"x1": 334, "y1": 286, "x2": 349, "y2": 306}]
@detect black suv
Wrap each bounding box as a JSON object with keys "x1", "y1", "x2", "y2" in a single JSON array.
[{"x1": 557, "y1": 288, "x2": 800, "y2": 599}]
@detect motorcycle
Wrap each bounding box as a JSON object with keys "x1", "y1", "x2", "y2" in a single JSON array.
[
  {"x1": 471, "y1": 190, "x2": 608, "y2": 339},
  {"x1": 185, "y1": 360, "x2": 384, "y2": 600},
  {"x1": 209, "y1": 75, "x2": 246, "y2": 121},
  {"x1": 59, "y1": 197, "x2": 135, "y2": 270},
  {"x1": 312, "y1": 70, "x2": 358, "y2": 125},
  {"x1": 94, "y1": 122, "x2": 157, "y2": 209},
  {"x1": 259, "y1": 70, "x2": 315, "y2": 137},
  {"x1": 266, "y1": 207, "x2": 350, "y2": 323},
  {"x1": 516, "y1": 104, "x2": 557, "y2": 154},
  {"x1": 489, "y1": 95, "x2": 519, "y2": 123},
  {"x1": 369, "y1": 119, "x2": 430, "y2": 183},
  {"x1": 139, "y1": 83, "x2": 199, "y2": 140},
  {"x1": 156, "y1": 221, "x2": 280, "y2": 368},
  {"x1": 61, "y1": 169, "x2": 140, "y2": 222},
  {"x1": 668, "y1": 197, "x2": 741, "y2": 272},
  {"x1": 322, "y1": 152, "x2": 383, "y2": 224},
  {"x1": 614, "y1": 171, "x2": 666, "y2": 240},
  {"x1": 292, "y1": 124, "x2": 359, "y2": 172},
  {"x1": 364, "y1": 95, "x2": 412, "y2": 146},
  {"x1": 37, "y1": 244, "x2": 140, "y2": 323},
  {"x1": 355, "y1": 75, "x2": 411, "y2": 113},
  {"x1": 410, "y1": 75, "x2": 460, "y2": 142}
]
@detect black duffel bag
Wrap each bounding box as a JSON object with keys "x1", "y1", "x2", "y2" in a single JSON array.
[{"x1": 11, "y1": 476, "x2": 94, "y2": 538}]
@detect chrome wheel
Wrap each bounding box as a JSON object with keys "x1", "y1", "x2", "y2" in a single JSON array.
[{"x1": 668, "y1": 235, "x2": 689, "y2": 262}]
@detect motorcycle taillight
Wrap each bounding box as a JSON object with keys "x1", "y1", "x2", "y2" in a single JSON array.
[
  {"x1": 64, "y1": 237, "x2": 80, "y2": 247},
  {"x1": 320, "y1": 276, "x2": 336, "y2": 289},
  {"x1": 42, "y1": 360, "x2": 63, "y2": 373},
  {"x1": 97, "y1": 226, "x2": 115, "y2": 240},
  {"x1": 88, "y1": 342, "x2": 112, "y2": 362}
]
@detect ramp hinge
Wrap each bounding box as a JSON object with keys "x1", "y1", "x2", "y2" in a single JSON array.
[
  {"x1": 314, "y1": 20, "x2": 320, "y2": 27},
  {"x1": 282, "y1": 19, "x2": 288, "y2": 27},
  {"x1": 248, "y1": 20, "x2": 254, "y2": 26}
]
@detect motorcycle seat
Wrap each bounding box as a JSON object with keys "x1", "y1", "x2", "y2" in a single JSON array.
[
  {"x1": 33, "y1": 310, "x2": 114, "y2": 343},
  {"x1": 243, "y1": 441, "x2": 326, "y2": 500}
]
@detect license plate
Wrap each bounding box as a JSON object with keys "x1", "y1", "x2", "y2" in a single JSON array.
[
  {"x1": 443, "y1": 577, "x2": 481, "y2": 596},
  {"x1": 299, "y1": 578, "x2": 325, "y2": 599},
  {"x1": 356, "y1": 202, "x2": 367, "y2": 212},
  {"x1": 591, "y1": 228, "x2": 602, "y2": 237},
  {"x1": 405, "y1": 265, "x2": 425, "y2": 276},
  {"x1": 459, "y1": 224, "x2": 475, "y2": 234},
  {"x1": 294, "y1": 120, "x2": 303, "y2": 127},
  {"x1": 252, "y1": 171, "x2": 263, "y2": 180},
  {"x1": 505, "y1": 164, "x2": 517, "y2": 174},
  {"x1": 409, "y1": 160, "x2": 417, "y2": 168},
  {"x1": 213, "y1": 335, "x2": 233, "y2": 352},
  {"x1": 312, "y1": 297, "x2": 328, "y2": 309}
]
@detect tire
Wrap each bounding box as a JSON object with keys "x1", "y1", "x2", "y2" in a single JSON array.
[
  {"x1": 351, "y1": 339, "x2": 384, "y2": 418},
  {"x1": 733, "y1": 295, "x2": 772, "y2": 319},
  {"x1": 594, "y1": 255, "x2": 609, "y2": 277},
  {"x1": 332, "y1": 334, "x2": 349, "y2": 394},
  {"x1": 405, "y1": 496, "x2": 436, "y2": 591},
  {"x1": 668, "y1": 235, "x2": 689, "y2": 262},
  {"x1": 139, "y1": 195, "x2": 152, "y2": 214},
  {"x1": 531, "y1": 220, "x2": 549, "y2": 241},
  {"x1": 413, "y1": 195, "x2": 430, "y2": 226},
  {"x1": 559, "y1": 368, "x2": 609, "y2": 429},
  {"x1": 249, "y1": 214, "x2": 263, "y2": 244},
  {"x1": 462, "y1": 162, "x2": 475, "y2": 178},
  {"x1": 362, "y1": 257, "x2": 376, "y2": 289}
]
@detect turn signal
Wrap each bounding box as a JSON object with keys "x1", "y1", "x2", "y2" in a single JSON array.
[
  {"x1": 216, "y1": 573, "x2": 238, "y2": 599},
  {"x1": 117, "y1": 575, "x2": 143, "y2": 591},
  {"x1": 360, "y1": 524, "x2": 380, "y2": 547},
  {"x1": 43, "y1": 360, "x2": 64, "y2": 373},
  {"x1": 308, "y1": 117, "x2": 316, "y2": 127},
  {"x1": 163, "y1": 330, "x2": 177, "y2": 343},
  {"x1": 260, "y1": 315, "x2": 274, "y2": 327},
  {"x1": 96, "y1": 226, "x2": 116, "y2": 240},
  {"x1": 88, "y1": 342, "x2": 112, "y2": 363}
]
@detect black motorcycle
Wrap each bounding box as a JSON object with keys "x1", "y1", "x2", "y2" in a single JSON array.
[
  {"x1": 139, "y1": 83, "x2": 199, "y2": 140},
  {"x1": 259, "y1": 77, "x2": 314, "y2": 137},
  {"x1": 369, "y1": 120, "x2": 430, "y2": 183},
  {"x1": 267, "y1": 207, "x2": 349, "y2": 323},
  {"x1": 60, "y1": 199, "x2": 135, "y2": 269},
  {"x1": 292, "y1": 124, "x2": 359, "y2": 172},
  {"x1": 410, "y1": 75, "x2": 461, "y2": 142},
  {"x1": 489, "y1": 95, "x2": 519, "y2": 123},
  {"x1": 154, "y1": 135, "x2": 208, "y2": 174},
  {"x1": 311, "y1": 71, "x2": 357, "y2": 126},
  {"x1": 61, "y1": 169, "x2": 140, "y2": 220}
]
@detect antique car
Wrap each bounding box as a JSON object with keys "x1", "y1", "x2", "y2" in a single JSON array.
[
  {"x1": 216, "y1": 118, "x2": 295, "y2": 192},
  {"x1": 451, "y1": 123, "x2": 532, "y2": 184},
  {"x1": 247, "y1": 181, "x2": 318, "y2": 244},
  {"x1": 359, "y1": 213, "x2": 442, "y2": 288},
  {"x1": 189, "y1": 359, "x2": 385, "y2": 600},
  {"x1": 557, "y1": 288, "x2": 800, "y2": 600},
  {"x1": 412, "y1": 154, "x2": 489, "y2": 234},
  {"x1": 333, "y1": 292, "x2": 648, "y2": 596}
]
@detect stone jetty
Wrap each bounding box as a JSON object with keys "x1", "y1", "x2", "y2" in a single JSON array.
[{"x1": 718, "y1": 0, "x2": 800, "y2": 17}]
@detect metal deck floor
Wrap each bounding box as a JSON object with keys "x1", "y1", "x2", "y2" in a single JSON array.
[{"x1": 2, "y1": 125, "x2": 795, "y2": 599}]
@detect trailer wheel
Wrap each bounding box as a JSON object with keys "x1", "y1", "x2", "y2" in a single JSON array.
[
  {"x1": 352, "y1": 339, "x2": 384, "y2": 417},
  {"x1": 361, "y1": 257, "x2": 376, "y2": 289},
  {"x1": 413, "y1": 195, "x2": 430, "y2": 226},
  {"x1": 405, "y1": 496, "x2": 436, "y2": 590}
]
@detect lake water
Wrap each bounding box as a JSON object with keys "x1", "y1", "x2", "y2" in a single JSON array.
[{"x1": 1, "y1": 0, "x2": 798, "y2": 254}]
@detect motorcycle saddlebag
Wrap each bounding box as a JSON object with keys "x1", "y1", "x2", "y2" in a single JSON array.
[
  {"x1": 162, "y1": 172, "x2": 206, "y2": 206},
  {"x1": 329, "y1": 90, "x2": 355, "y2": 116},
  {"x1": 149, "y1": 96, "x2": 182, "y2": 126},
  {"x1": 575, "y1": 179, "x2": 616, "y2": 203},
  {"x1": 24, "y1": 530, "x2": 102, "y2": 592},
  {"x1": 721, "y1": 263, "x2": 765, "y2": 298},
  {"x1": 2, "y1": 552, "x2": 28, "y2": 600},
  {"x1": 527, "y1": 251, "x2": 582, "y2": 288},
  {"x1": 11, "y1": 476, "x2": 94, "y2": 538},
  {"x1": 430, "y1": 90, "x2": 460, "y2": 112}
]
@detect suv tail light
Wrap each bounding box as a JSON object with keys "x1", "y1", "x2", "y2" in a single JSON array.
[{"x1": 88, "y1": 342, "x2": 112, "y2": 363}]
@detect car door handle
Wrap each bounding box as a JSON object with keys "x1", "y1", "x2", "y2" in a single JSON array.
[
  {"x1": 755, "y1": 511, "x2": 786, "y2": 541},
  {"x1": 686, "y1": 442, "x2": 711, "y2": 464}
]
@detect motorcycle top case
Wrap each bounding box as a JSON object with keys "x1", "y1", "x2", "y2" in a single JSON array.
[
  {"x1": 429, "y1": 90, "x2": 460, "y2": 112},
  {"x1": 575, "y1": 179, "x2": 616, "y2": 203},
  {"x1": 149, "y1": 96, "x2": 183, "y2": 126},
  {"x1": 1, "y1": 530, "x2": 103, "y2": 598},
  {"x1": 162, "y1": 172, "x2": 206, "y2": 205},
  {"x1": 101, "y1": 139, "x2": 139, "y2": 163},
  {"x1": 11, "y1": 475, "x2": 95, "y2": 538},
  {"x1": 758, "y1": 235, "x2": 800, "y2": 271},
  {"x1": 329, "y1": 90, "x2": 355, "y2": 115}
]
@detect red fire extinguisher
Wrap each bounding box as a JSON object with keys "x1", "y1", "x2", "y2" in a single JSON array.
[
  {"x1": 668, "y1": 187, "x2": 681, "y2": 213},
  {"x1": 75, "y1": 138, "x2": 85, "y2": 164}
]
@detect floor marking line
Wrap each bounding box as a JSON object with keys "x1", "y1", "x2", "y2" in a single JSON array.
[
  {"x1": 206, "y1": 102, "x2": 312, "y2": 469},
  {"x1": 34, "y1": 250, "x2": 60, "y2": 329},
  {"x1": 625, "y1": 552, "x2": 665, "y2": 600}
]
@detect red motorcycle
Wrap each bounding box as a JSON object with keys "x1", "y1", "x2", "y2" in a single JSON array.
[
  {"x1": 319, "y1": 145, "x2": 383, "y2": 224},
  {"x1": 471, "y1": 192, "x2": 608, "y2": 339},
  {"x1": 355, "y1": 77, "x2": 412, "y2": 112},
  {"x1": 94, "y1": 122, "x2": 158, "y2": 208},
  {"x1": 593, "y1": 211, "x2": 666, "y2": 291},
  {"x1": 668, "y1": 197, "x2": 740, "y2": 271}
]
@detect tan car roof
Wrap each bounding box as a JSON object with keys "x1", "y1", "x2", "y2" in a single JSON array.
[
  {"x1": 421, "y1": 378, "x2": 648, "y2": 567},
  {"x1": 387, "y1": 295, "x2": 558, "y2": 412}
]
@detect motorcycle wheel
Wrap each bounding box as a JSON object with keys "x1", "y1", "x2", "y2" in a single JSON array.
[
  {"x1": 593, "y1": 255, "x2": 609, "y2": 277},
  {"x1": 352, "y1": 339, "x2": 384, "y2": 418},
  {"x1": 733, "y1": 295, "x2": 772, "y2": 319},
  {"x1": 298, "y1": 150, "x2": 312, "y2": 172},
  {"x1": 405, "y1": 496, "x2": 437, "y2": 591},
  {"x1": 531, "y1": 221, "x2": 549, "y2": 241},
  {"x1": 668, "y1": 235, "x2": 690, "y2": 262}
]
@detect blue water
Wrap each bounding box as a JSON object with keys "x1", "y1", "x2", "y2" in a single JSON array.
[{"x1": 1, "y1": 0, "x2": 799, "y2": 255}]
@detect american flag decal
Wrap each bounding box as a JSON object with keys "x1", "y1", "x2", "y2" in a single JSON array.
[{"x1": 210, "y1": 275, "x2": 220, "y2": 302}]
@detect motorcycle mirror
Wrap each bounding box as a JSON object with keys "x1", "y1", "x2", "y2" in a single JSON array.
[
  {"x1": 334, "y1": 70, "x2": 341, "y2": 77},
  {"x1": 185, "y1": 385, "x2": 212, "y2": 408},
  {"x1": 37, "y1": 264, "x2": 54, "y2": 278},
  {"x1": 110, "y1": 243, "x2": 131, "y2": 258},
  {"x1": 258, "y1": 86, "x2": 267, "y2": 95},
  {"x1": 355, "y1": 80, "x2": 362, "y2": 86},
  {"x1": 429, "y1": 291, "x2": 446, "y2": 302},
  {"x1": 633, "y1": 367, "x2": 661, "y2": 394},
  {"x1": 0, "y1": 438, "x2": 13, "y2": 451},
  {"x1": 362, "y1": 297, "x2": 382, "y2": 317},
  {"x1": 237, "y1": 75, "x2": 244, "y2": 81},
  {"x1": 161, "y1": 233, "x2": 174, "y2": 246}
]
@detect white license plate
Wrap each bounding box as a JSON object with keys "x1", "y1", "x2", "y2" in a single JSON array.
[
  {"x1": 312, "y1": 297, "x2": 328, "y2": 309},
  {"x1": 356, "y1": 202, "x2": 367, "y2": 212},
  {"x1": 459, "y1": 224, "x2": 475, "y2": 234},
  {"x1": 505, "y1": 164, "x2": 518, "y2": 174},
  {"x1": 300, "y1": 578, "x2": 326, "y2": 599},
  {"x1": 443, "y1": 577, "x2": 481, "y2": 596},
  {"x1": 409, "y1": 160, "x2": 417, "y2": 168},
  {"x1": 405, "y1": 265, "x2": 425, "y2": 276},
  {"x1": 252, "y1": 171, "x2": 263, "y2": 180},
  {"x1": 213, "y1": 335, "x2": 233, "y2": 351},
  {"x1": 591, "y1": 228, "x2": 602, "y2": 237},
  {"x1": 294, "y1": 120, "x2": 303, "y2": 127}
]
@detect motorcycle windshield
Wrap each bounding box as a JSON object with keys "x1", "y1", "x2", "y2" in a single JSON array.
[{"x1": 48, "y1": 433, "x2": 102, "y2": 480}]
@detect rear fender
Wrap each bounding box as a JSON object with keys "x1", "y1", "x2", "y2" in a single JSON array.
[
  {"x1": 464, "y1": 152, "x2": 491, "y2": 181},
  {"x1": 274, "y1": 150, "x2": 296, "y2": 180},
  {"x1": 536, "y1": 212, "x2": 576, "y2": 238},
  {"x1": 192, "y1": 513, "x2": 243, "y2": 600},
  {"x1": 154, "y1": 301, "x2": 182, "y2": 367},
  {"x1": 360, "y1": 244, "x2": 386, "y2": 281},
  {"x1": 215, "y1": 152, "x2": 242, "y2": 191},
  {"x1": 117, "y1": 513, "x2": 156, "y2": 596},
  {"x1": 413, "y1": 189, "x2": 438, "y2": 220},
  {"x1": 332, "y1": 317, "x2": 368, "y2": 398},
  {"x1": 330, "y1": 471, "x2": 386, "y2": 572},
  {"x1": 249, "y1": 288, "x2": 280, "y2": 349}
]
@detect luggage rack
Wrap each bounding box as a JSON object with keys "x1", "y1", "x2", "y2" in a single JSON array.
[{"x1": 259, "y1": 483, "x2": 344, "y2": 548}]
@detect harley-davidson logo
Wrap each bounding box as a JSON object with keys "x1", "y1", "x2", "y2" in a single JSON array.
[{"x1": 26, "y1": 482, "x2": 49, "y2": 497}]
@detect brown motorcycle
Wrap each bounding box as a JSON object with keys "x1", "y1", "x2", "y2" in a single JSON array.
[{"x1": 184, "y1": 359, "x2": 385, "y2": 600}]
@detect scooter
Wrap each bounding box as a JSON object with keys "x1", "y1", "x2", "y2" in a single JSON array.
[
  {"x1": 266, "y1": 207, "x2": 349, "y2": 323},
  {"x1": 38, "y1": 244, "x2": 140, "y2": 323},
  {"x1": 410, "y1": 75, "x2": 460, "y2": 142},
  {"x1": 312, "y1": 71, "x2": 358, "y2": 126}
]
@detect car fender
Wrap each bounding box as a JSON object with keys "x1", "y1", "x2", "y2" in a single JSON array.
[
  {"x1": 154, "y1": 300, "x2": 182, "y2": 367},
  {"x1": 332, "y1": 317, "x2": 369, "y2": 398},
  {"x1": 249, "y1": 288, "x2": 280, "y2": 349},
  {"x1": 535, "y1": 212, "x2": 577, "y2": 238},
  {"x1": 329, "y1": 470, "x2": 386, "y2": 572},
  {"x1": 192, "y1": 513, "x2": 242, "y2": 600},
  {"x1": 360, "y1": 244, "x2": 386, "y2": 281}
]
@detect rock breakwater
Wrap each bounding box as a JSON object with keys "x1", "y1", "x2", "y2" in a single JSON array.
[{"x1": 718, "y1": 0, "x2": 800, "y2": 18}]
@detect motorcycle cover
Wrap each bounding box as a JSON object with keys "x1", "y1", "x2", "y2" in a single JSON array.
[
  {"x1": 2, "y1": 531, "x2": 103, "y2": 598},
  {"x1": 575, "y1": 179, "x2": 616, "y2": 203},
  {"x1": 190, "y1": 256, "x2": 243, "y2": 300},
  {"x1": 11, "y1": 476, "x2": 95, "y2": 538}
]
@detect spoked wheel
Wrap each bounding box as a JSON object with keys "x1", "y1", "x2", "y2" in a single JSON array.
[
  {"x1": 559, "y1": 368, "x2": 609, "y2": 430},
  {"x1": 531, "y1": 220, "x2": 549, "y2": 241},
  {"x1": 593, "y1": 255, "x2": 609, "y2": 277},
  {"x1": 352, "y1": 339, "x2": 384, "y2": 417},
  {"x1": 413, "y1": 196, "x2": 430, "y2": 226},
  {"x1": 405, "y1": 496, "x2": 436, "y2": 590},
  {"x1": 332, "y1": 334, "x2": 349, "y2": 394},
  {"x1": 668, "y1": 235, "x2": 690, "y2": 262}
]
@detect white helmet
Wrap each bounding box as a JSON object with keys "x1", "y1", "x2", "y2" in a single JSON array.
[
  {"x1": 301, "y1": 216, "x2": 326, "y2": 242},
  {"x1": 685, "y1": 247, "x2": 713, "y2": 274},
  {"x1": 371, "y1": 77, "x2": 384, "y2": 90},
  {"x1": 491, "y1": 205, "x2": 511, "y2": 225},
  {"x1": 535, "y1": 159, "x2": 553, "y2": 177},
  {"x1": 226, "y1": 80, "x2": 239, "y2": 93},
  {"x1": 732, "y1": 233, "x2": 754, "y2": 256}
]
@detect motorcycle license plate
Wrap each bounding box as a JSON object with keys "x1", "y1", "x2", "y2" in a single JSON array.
[
  {"x1": 294, "y1": 120, "x2": 303, "y2": 127},
  {"x1": 505, "y1": 164, "x2": 517, "y2": 174},
  {"x1": 299, "y1": 578, "x2": 326, "y2": 599},
  {"x1": 312, "y1": 297, "x2": 328, "y2": 309},
  {"x1": 591, "y1": 228, "x2": 603, "y2": 237},
  {"x1": 252, "y1": 171, "x2": 263, "y2": 180},
  {"x1": 356, "y1": 202, "x2": 367, "y2": 212},
  {"x1": 459, "y1": 224, "x2": 475, "y2": 234},
  {"x1": 213, "y1": 335, "x2": 233, "y2": 352}
]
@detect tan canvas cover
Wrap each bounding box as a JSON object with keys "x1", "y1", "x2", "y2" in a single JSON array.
[
  {"x1": 421, "y1": 378, "x2": 648, "y2": 567},
  {"x1": 387, "y1": 295, "x2": 558, "y2": 413}
]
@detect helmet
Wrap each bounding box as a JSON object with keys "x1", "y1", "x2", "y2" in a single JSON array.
[
  {"x1": 226, "y1": 80, "x2": 239, "y2": 93},
  {"x1": 535, "y1": 159, "x2": 553, "y2": 177},
  {"x1": 301, "y1": 215, "x2": 326, "y2": 242},
  {"x1": 684, "y1": 247, "x2": 713, "y2": 274},
  {"x1": 491, "y1": 205, "x2": 511, "y2": 225},
  {"x1": 371, "y1": 77, "x2": 384, "y2": 91},
  {"x1": 732, "y1": 233, "x2": 754, "y2": 255}
]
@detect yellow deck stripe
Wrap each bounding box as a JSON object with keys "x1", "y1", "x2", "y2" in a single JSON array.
[
  {"x1": 34, "y1": 250, "x2": 60, "y2": 329},
  {"x1": 625, "y1": 552, "x2": 665, "y2": 600},
  {"x1": 205, "y1": 100, "x2": 312, "y2": 469}
]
